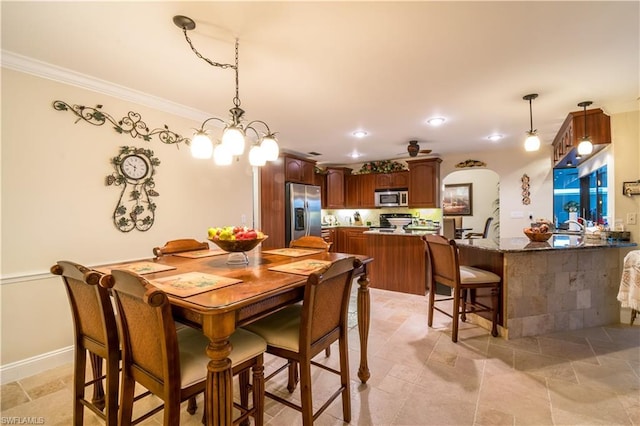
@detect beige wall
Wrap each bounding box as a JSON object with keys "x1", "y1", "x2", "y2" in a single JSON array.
[
  {"x1": 612, "y1": 110, "x2": 640, "y2": 240},
  {"x1": 1, "y1": 70, "x2": 255, "y2": 378}
]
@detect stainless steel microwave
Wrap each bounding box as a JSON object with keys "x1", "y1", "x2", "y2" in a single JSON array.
[{"x1": 374, "y1": 189, "x2": 409, "y2": 207}]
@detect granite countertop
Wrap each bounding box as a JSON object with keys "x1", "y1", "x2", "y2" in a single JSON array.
[
  {"x1": 364, "y1": 229, "x2": 439, "y2": 237},
  {"x1": 456, "y1": 236, "x2": 637, "y2": 252},
  {"x1": 322, "y1": 224, "x2": 371, "y2": 228}
]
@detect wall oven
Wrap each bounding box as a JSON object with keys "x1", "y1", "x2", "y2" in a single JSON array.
[{"x1": 374, "y1": 189, "x2": 409, "y2": 207}]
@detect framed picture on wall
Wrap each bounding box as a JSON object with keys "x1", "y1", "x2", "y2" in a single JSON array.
[{"x1": 443, "y1": 183, "x2": 473, "y2": 216}]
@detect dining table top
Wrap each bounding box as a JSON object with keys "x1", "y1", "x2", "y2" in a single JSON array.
[{"x1": 96, "y1": 248, "x2": 371, "y2": 316}]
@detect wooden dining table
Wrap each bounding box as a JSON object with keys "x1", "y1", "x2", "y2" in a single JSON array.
[{"x1": 97, "y1": 248, "x2": 373, "y2": 426}]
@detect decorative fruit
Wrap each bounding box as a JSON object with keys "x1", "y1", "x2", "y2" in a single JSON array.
[{"x1": 207, "y1": 225, "x2": 265, "y2": 242}]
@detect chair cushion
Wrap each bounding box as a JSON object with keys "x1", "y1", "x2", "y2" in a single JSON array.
[
  {"x1": 176, "y1": 327, "x2": 266, "y2": 388},
  {"x1": 459, "y1": 265, "x2": 500, "y2": 284},
  {"x1": 244, "y1": 305, "x2": 302, "y2": 352}
]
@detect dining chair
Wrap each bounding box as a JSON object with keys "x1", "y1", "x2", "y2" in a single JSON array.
[
  {"x1": 244, "y1": 256, "x2": 359, "y2": 426},
  {"x1": 289, "y1": 235, "x2": 332, "y2": 252},
  {"x1": 100, "y1": 269, "x2": 266, "y2": 426},
  {"x1": 442, "y1": 217, "x2": 457, "y2": 240},
  {"x1": 465, "y1": 217, "x2": 493, "y2": 239},
  {"x1": 153, "y1": 238, "x2": 209, "y2": 257},
  {"x1": 50, "y1": 260, "x2": 120, "y2": 426},
  {"x1": 422, "y1": 234, "x2": 501, "y2": 342}
]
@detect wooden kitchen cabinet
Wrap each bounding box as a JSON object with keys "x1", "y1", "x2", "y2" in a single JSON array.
[
  {"x1": 284, "y1": 155, "x2": 316, "y2": 184},
  {"x1": 314, "y1": 171, "x2": 327, "y2": 207},
  {"x1": 346, "y1": 173, "x2": 376, "y2": 208},
  {"x1": 552, "y1": 108, "x2": 611, "y2": 168},
  {"x1": 407, "y1": 158, "x2": 442, "y2": 208},
  {"x1": 375, "y1": 171, "x2": 409, "y2": 190},
  {"x1": 325, "y1": 167, "x2": 349, "y2": 209},
  {"x1": 335, "y1": 227, "x2": 368, "y2": 255},
  {"x1": 259, "y1": 158, "x2": 286, "y2": 250}
]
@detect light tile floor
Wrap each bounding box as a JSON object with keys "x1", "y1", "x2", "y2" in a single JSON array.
[{"x1": 2, "y1": 287, "x2": 639, "y2": 425}]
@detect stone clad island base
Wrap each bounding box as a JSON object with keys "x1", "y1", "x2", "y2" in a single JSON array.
[{"x1": 365, "y1": 230, "x2": 636, "y2": 340}]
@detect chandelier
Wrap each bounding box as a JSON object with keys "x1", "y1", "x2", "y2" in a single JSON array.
[{"x1": 173, "y1": 15, "x2": 279, "y2": 166}]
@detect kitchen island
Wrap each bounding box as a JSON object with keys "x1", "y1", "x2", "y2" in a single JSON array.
[
  {"x1": 364, "y1": 229, "x2": 437, "y2": 295},
  {"x1": 457, "y1": 235, "x2": 637, "y2": 339}
]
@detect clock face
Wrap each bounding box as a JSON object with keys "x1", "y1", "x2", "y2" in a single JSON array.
[{"x1": 121, "y1": 155, "x2": 149, "y2": 180}]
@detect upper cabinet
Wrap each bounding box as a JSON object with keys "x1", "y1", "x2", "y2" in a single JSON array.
[
  {"x1": 346, "y1": 173, "x2": 376, "y2": 208},
  {"x1": 407, "y1": 158, "x2": 442, "y2": 208},
  {"x1": 552, "y1": 108, "x2": 611, "y2": 168},
  {"x1": 284, "y1": 155, "x2": 316, "y2": 184},
  {"x1": 325, "y1": 167, "x2": 349, "y2": 209},
  {"x1": 375, "y1": 171, "x2": 409, "y2": 190}
]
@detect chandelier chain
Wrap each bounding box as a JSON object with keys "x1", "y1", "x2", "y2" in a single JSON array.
[
  {"x1": 234, "y1": 39, "x2": 241, "y2": 108},
  {"x1": 182, "y1": 27, "x2": 236, "y2": 71}
]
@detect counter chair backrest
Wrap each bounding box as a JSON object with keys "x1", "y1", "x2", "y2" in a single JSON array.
[
  {"x1": 100, "y1": 269, "x2": 266, "y2": 426},
  {"x1": 422, "y1": 234, "x2": 501, "y2": 342},
  {"x1": 465, "y1": 217, "x2": 493, "y2": 239},
  {"x1": 50, "y1": 260, "x2": 120, "y2": 426},
  {"x1": 244, "y1": 256, "x2": 359, "y2": 426},
  {"x1": 442, "y1": 217, "x2": 456, "y2": 240},
  {"x1": 152, "y1": 238, "x2": 209, "y2": 257},
  {"x1": 289, "y1": 235, "x2": 332, "y2": 252}
]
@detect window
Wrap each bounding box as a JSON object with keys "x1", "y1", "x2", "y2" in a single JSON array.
[{"x1": 553, "y1": 165, "x2": 608, "y2": 227}]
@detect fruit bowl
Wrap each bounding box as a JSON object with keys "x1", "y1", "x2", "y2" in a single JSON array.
[
  {"x1": 523, "y1": 230, "x2": 552, "y2": 242},
  {"x1": 387, "y1": 218, "x2": 412, "y2": 228},
  {"x1": 208, "y1": 236, "x2": 268, "y2": 253}
]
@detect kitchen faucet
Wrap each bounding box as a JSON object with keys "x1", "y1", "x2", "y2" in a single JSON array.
[{"x1": 564, "y1": 218, "x2": 585, "y2": 234}]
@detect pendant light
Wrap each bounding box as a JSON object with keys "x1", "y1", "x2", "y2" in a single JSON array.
[
  {"x1": 577, "y1": 101, "x2": 593, "y2": 156},
  {"x1": 523, "y1": 94, "x2": 541, "y2": 151}
]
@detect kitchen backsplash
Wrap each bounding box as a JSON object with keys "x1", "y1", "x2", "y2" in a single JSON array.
[{"x1": 322, "y1": 207, "x2": 442, "y2": 226}]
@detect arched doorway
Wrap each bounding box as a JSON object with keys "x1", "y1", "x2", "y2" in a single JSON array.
[{"x1": 443, "y1": 169, "x2": 500, "y2": 238}]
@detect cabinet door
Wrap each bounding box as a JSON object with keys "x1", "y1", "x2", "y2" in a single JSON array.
[
  {"x1": 259, "y1": 160, "x2": 285, "y2": 249},
  {"x1": 345, "y1": 175, "x2": 360, "y2": 208},
  {"x1": 407, "y1": 158, "x2": 441, "y2": 208},
  {"x1": 390, "y1": 171, "x2": 409, "y2": 188},
  {"x1": 360, "y1": 174, "x2": 377, "y2": 208},
  {"x1": 314, "y1": 172, "x2": 327, "y2": 208},
  {"x1": 345, "y1": 228, "x2": 367, "y2": 255},
  {"x1": 326, "y1": 168, "x2": 346, "y2": 209},
  {"x1": 285, "y1": 157, "x2": 315, "y2": 184}
]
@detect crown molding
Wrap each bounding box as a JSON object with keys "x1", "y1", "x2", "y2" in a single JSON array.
[{"x1": 1, "y1": 50, "x2": 210, "y2": 123}]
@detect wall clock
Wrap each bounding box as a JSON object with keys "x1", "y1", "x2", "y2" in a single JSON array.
[{"x1": 106, "y1": 146, "x2": 160, "y2": 232}]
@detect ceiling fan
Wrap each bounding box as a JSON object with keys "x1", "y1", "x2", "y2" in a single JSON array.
[{"x1": 405, "y1": 140, "x2": 432, "y2": 157}]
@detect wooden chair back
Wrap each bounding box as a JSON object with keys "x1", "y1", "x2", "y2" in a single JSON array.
[
  {"x1": 50, "y1": 260, "x2": 120, "y2": 426},
  {"x1": 300, "y1": 257, "x2": 359, "y2": 354},
  {"x1": 442, "y1": 217, "x2": 456, "y2": 240},
  {"x1": 101, "y1": 269, "x2": 184, "y2": 402},
  {"x1": 153, "y1": 239, "x2": 209, "y2": 257},
  {"x1": 466, "y1": 217, "x2": 493, "y2": 239},
  {"x1": 289, "y1": 236, "x2": 331, "y2": 252},
  {"x1": 423, "y1": 234, "x2": 461, "y2": 289}
]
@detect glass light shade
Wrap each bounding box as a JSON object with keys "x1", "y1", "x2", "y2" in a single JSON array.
[
  {"x1": 213, "y1": 143, "x2": 233, "y2": 166},
  {"x1": 249, "y1": 145, "x2": 266, "y2": 166},
  {"x1": 260, "y1": 136, "x2": 279, "y2": 161},
  {"x1": 190, "y1": 132, "x2": 213, "y2": 159},
  {"x1": 577, "y1": 138, "x2": 593, "y2": 156},
  {"x1": 222, "y1": 126, "x2": 246, "y2": 155},
  {"x1": 524, "y1": 132, "x2": 541, "y2": 151}
]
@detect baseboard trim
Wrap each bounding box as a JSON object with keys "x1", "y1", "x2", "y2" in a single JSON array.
[{"x1": 0, "y1": 346, "x2": 74, "y2": 385}]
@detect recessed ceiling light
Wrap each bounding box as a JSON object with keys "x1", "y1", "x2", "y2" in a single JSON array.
[
  {"x1": 487, "y1": 134, "x2": 503, "y2": 141},
  {"x1": 426, "y1": 117, "x2": 446, "y2": 126},
  {"x1": 352, "y1": 130, "x2": 368, "y2": 138},
  {"x1": 349, "y1": 150, "x2": 363, "y2": 159}
]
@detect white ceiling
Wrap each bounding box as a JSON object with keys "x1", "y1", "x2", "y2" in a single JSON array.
[{"x1": 2, "y1": 1, "x2": 638, "y2": 165}]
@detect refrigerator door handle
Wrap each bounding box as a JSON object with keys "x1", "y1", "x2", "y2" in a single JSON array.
[{"x1": 304, "y1": 201, "x2": 310, "y2": 236}]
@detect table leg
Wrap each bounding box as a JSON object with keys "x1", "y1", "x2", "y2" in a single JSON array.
[
  {"x1": 203, "y1": 315, "x2": 235, "y2": 426},
  {"x1": 356, "y1": 271, "x2": 371, "y2": 383}
]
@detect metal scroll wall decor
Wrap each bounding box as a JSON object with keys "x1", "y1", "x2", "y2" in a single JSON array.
[
  {"x1": 106, "y1": 146, "x2": 159, "y2": 232},
  {"x1": 52, "y1": 101, "x2": 189, "y2": 146},
  {"x1": 455, "y1": 159, "x2": 487, "y2": 168},
  {"x1": 52, "y1": 100, "x2": 181, "y2": 232},
  {"x1": 521, "y1": 174, "x2": 531, "y2": 205}
]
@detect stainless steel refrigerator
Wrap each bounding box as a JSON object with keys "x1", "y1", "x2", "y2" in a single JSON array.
[{"x1": 285, "y1": 183, "x2": 322, "y2": 247}]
